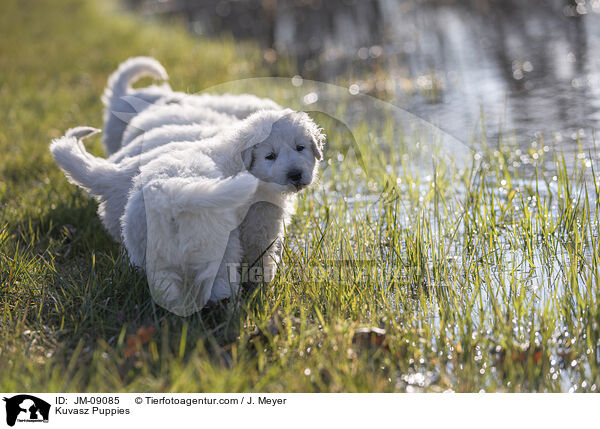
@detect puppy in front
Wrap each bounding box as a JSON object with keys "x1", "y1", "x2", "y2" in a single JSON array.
[{"x1": 51, "y1": 109, "x2": 324, "y2": 316}]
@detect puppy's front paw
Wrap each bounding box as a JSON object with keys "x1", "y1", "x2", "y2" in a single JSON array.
[{"x1": 148, "y1": 268, "x2": 213, "y2": 316}]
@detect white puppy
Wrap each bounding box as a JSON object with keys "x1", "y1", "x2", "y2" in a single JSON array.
[
  {"x1": 120, "y1": 103, "x2": 236, "y2": 148},
  {"x1": 102, "y1": 57, "x2": 281, "y2": 156},
  {"x1": 51, "y1": 109, "x2": 324, "y2": 316},
  {"x1": 109, "y1": 122, "x2": 224, "y2": 163}
]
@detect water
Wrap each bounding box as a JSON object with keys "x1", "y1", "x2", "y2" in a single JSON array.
[
  {"x1": 127, "y1": 0, "x2": 600, "y2": 156},
  {"x1": 124, "y1": 0, "x2": 600, "y2": 390}
]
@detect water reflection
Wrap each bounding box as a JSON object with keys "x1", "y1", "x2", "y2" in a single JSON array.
[{"x1": 127, "y1": 0, "x2": 600, "y2": 154}]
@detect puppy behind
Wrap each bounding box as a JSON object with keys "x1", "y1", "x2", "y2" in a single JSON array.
[{"x1": 102, "y1": 57, "x2": 281, "y2": 156}]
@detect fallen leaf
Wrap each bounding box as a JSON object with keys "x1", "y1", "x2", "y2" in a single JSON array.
[{"x1": 125, "y1": 325, "x2": 156, "y2": 358}]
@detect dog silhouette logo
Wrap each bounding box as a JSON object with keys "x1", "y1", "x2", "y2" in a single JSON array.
[{"x1": 3, "y1": 395, "x2": 50, "y2": 426}]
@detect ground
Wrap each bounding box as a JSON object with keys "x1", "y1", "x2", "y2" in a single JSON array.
[{"x1": 0, "y1": 0, "x2": 598, "y2": 392}]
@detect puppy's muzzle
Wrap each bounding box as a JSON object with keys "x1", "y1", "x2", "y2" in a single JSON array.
[{"x1": 287, "y1": 169, "x2": 306, "y2": 189}]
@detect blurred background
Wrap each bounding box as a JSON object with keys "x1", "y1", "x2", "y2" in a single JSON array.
[{"x1": 124, "y1": 0, "x2": 600, "y2": 154}]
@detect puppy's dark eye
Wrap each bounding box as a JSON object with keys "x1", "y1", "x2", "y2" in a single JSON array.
[
  {"x1": 296, "y1": 145, "x2": 305, "y2": 152},
  {"x1": 265, "y1": 152, "x2": 277, "y2": 160}
]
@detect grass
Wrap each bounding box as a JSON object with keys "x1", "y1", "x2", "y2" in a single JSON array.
[{"x1": 1, "y1": 0, "x2": 599, "y2": 392}]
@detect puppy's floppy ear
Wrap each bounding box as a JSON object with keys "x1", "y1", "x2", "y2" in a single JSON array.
[
  {"x1": 241, "y1": 146, "x2": 255, "y2": 171},
  {"x1": 235, "y1": 112, "x2": 277, "y2": 170}
]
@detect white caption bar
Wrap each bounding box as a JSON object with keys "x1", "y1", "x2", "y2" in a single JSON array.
[{"x1": 0, "y1": 393, "x2": 598, "y2": 428}]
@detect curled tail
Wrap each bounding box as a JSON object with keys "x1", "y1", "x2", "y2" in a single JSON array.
[
  {"x1": 101, "y1": 57, "x2": 170, "y2": 155},
  {"x1": 50, "y1": 127, "x2": 121, "y2": 197},
  {"x1": 101, "y1": 57, "x2": 168, "y2": 108}
]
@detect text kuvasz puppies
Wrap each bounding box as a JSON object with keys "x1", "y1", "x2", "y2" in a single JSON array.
[{"x1": 51, "y1": 62, "x2": 324, "y2": 316}]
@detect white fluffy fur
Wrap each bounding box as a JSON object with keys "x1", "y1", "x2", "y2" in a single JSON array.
[
  {"x1": 109, "y1": 123, "x2": 223, "y2": 163},
  {"x1": 120, "y1": 103, "x2": 235, "y2": 148}
]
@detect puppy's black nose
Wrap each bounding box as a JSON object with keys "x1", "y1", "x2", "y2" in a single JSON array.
[{"x1": 287, "y1": 170, "x2": 303, "y2": 183}]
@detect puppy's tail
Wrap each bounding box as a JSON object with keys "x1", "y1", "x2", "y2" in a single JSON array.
[
  {"x1": 50, "y1": 127, "x2": 122, "y2": 197},
  {"x1": 148, "y1": 173, "x2": 259, "y2": 214},
  {"x1": 66, "y1": 126, "x2": 100, "y2": 140},
  {"x1": 177, "y1": 173, "x2": 259, "y2": 211},
  {"x1": 101, "y1": 57, "x2": 168, "y2": 108},
  {"x1": 101, "y1": 57, "x2": 169, "y2": 156}
]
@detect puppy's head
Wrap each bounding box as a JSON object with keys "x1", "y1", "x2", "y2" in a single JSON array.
[{"x1": 241, "y1": 111, "x2": 325, "y2": 192}]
